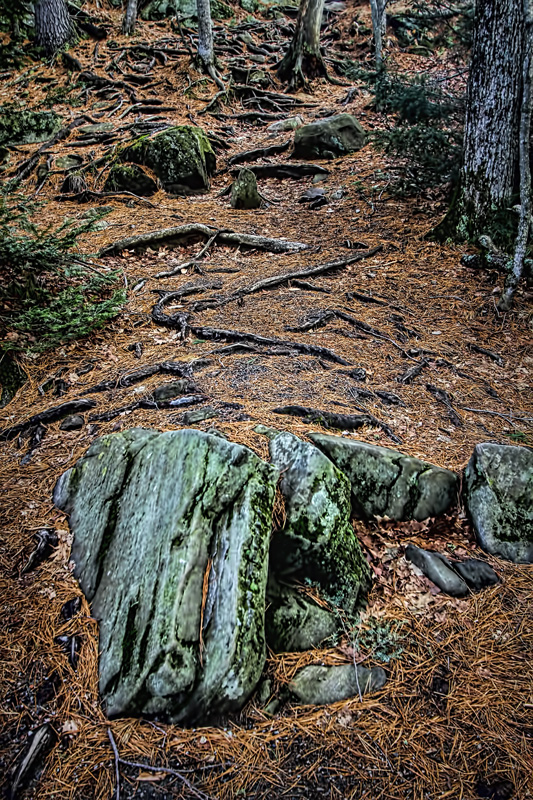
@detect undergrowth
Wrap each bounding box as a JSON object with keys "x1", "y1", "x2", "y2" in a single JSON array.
[{"x1": 0, "y1": 192, "x2": 125, "y2": 354}]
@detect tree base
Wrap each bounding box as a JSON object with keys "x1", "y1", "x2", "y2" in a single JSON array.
[{"x1": 277, "y1": 46, "x2": 327, "y2": 91}]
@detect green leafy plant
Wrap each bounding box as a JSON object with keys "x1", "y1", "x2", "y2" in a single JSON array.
[{"x1": 0, "y1": 192, "x2": 125, "y2": 353}]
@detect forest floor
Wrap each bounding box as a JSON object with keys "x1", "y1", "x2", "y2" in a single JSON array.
[{"x1": 1, "y1": 1, "x2": 532, "y2": 798}]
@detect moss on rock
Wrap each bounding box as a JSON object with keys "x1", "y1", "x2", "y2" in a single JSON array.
[
  {"x1": 103, "y1": 163, "x2": 158, "y2": 197},
  {"x1": 0, "y1": 106, "x2": 62, "y2": 146},
  {"x1": 120, "y1": 126, "x2": 216, "y2": 195}
]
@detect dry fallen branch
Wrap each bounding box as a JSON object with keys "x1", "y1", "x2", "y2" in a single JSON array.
[{"x1": 98, "y1": 224, "x2": 308, "y2": 256}]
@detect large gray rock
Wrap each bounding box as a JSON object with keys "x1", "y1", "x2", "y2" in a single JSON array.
[
  {"x1": 290, "y1": 663, "x2": 387, "y2": 705},
  {"x1": 292, "y1": 114, "x2": 366, "y2": 160},
  {"x1": 269, "y1": 432, "x2": 371, "y2": 614},
  {"x1": 53, "y1": 428, "x2": 278, "y2": 723},
  {"x1": 121, "y1": 126, "x2": 216, "y2": 195},
  {"x1": 464, "y1": 443, "x2": 533, "y2": 563},
  {"x1": 309, "y1": 434, "x2": 458, "y2": 521}
]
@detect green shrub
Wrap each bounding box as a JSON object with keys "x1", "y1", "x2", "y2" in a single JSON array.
[{"x1": 0, "y1": 193, "x2": 125, "y2": 353}]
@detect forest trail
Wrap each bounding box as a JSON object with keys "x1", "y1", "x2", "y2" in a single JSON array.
[{"x1": 1, "y1": 2, "x2": 532, "y2": 798}]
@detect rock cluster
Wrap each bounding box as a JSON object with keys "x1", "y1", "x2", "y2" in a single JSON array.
[{"x1": 54, "y1": 422, "x2": 531, "y2": 724}]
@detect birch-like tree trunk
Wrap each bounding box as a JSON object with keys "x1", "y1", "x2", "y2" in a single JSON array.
[
  {"x1": 457, "y1": 0, "x2": 526, "y2": 239},
  {"x1": 196, "y1": 0, "x2": 224, "y2": 88},
  {"x1": 370, "y1": 0, "x2": 387, "y2": 65},
  {"x1": 277, "y1": 0, "x2": 326, "y2": 89},
  {"x1": 34, "y1": 0, "x2": 73, "y2": 55},
  {"x1": 122, "y1": 0, "x2": 138, "y2": 35}
]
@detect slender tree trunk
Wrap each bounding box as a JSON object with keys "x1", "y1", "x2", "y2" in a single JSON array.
[
  {"x1": 122, "y1": 0, "x2": 138, "y2": 35},
  {"x1": 499, "y1": 8, "x2": 533, "y2": 310},
  {"x1": 457, "y1": 0, "x2": 526, "y2": 240},
  {"x1": 370, "y1": 0, "x2": 387, "y2": 65},
  {"x1": 196, "y1": 0, "x2": 224, "y2": 88},
  {"x1": 277, "y1": 0, "x2": 327, "y2": 89},
  {"x1": 34, "y1": 0, "x2": 73, "y2": 55}
]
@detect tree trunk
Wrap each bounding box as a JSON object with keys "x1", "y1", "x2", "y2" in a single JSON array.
[
  {"x1": 457, "y1": 0, "x2": 527, "y2": 241},
  {"x1": 196, "y1": 0, "x2": 224, "y2": 88},
  {"x1": 122, "y1": 0, "x2": 138, "y2": 35},
  {"x1": 34, "y1": 0, "x2": 73, "y2": 56},
  {"x1": 499, "y1": 8, "x2": 533, "y2": 310},
  {"x1": 370, "y1": 0, "x2": 387, "y2": 65},
  {"x1": 277, "y1": 0, "x2": 327, "y2": 90}
]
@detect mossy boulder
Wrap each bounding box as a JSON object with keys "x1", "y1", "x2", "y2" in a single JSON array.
[
  {"x1": 53, "y1": 428, "x2": 278, "y2": 724},
  {"x1": 231, "y1": 168, "x2": 261, "y2": 209},
  {"x1": 309, "y1": 433, "x2": 458, "y2": 521},
  {"x1": 140, "y1": 0, "x2": 196, "y2": 20},
  {"x1": 103, "y1": 163, "x2": 158, "y2": 197},
  {"x1": 268, "y1": 431, "x2": 371, "y2": 614},
  {"x1": 464, "y1": 443, "x2": 533, "y2": 563},
  {"x1": 292, "y1": 113, "x2": 366, "y2": 160},
  {"x1": 0, "y1": 106, "x2": 62, "y2": 147},
  {"x1": 120, "y1": 126, "x2": 216, "y2": 195}
]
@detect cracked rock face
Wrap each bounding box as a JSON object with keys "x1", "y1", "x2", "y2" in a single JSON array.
[
  {"x1": 465, "y1": 443, "x2": 533, "y2": 563},
  {"x1": 290, "y1": 663, "x2": 387, "y2": 705},
  {"x1": 308, "y1": 434, "x2": 458, "y2": 521},
  {"x1": 268, "y1": 432, "x2": 371, "y2": 615},
  {"x1": 53, "y1": 428, "x2": 278, "y2": 724}
]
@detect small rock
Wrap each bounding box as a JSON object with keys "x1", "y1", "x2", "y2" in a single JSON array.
[
  {"x1": 152, "y1": 380, "x2": 196, "y2": 402},
  {"x1": 405, "y1": 545, "x2": 469, "y2": 597},
  {"x1": 345, "y1": 367, "x2": 367, "y2": 382},
  {"x1": 298, "y1": 187, "x2": 325, "y2": 203},
  {"x1": 230, "y1": 168, "x2": 261, "y2": 209},
  {"x1": 267, "y1": 115, "x2": 304, "y2": 133},
  {"x1": 290, "y1": 663, "x2": 387, "y2": 705},
  {"x1": 312, "y1": 173, "x2": 329, "y2": 184},
  {"x1": 454, "y1": 559, "x2": 500, "y2": 591},
  {"x1": 179, "y1": 406, "x2": 218, "y2": 424},
  {"x1": 60, "y1": 415, "x2": 84, "y2": 431},
  {"x1": 79, "y1": 123, "x2": 114, "y2": 135},
  {"x1": 55, "y1": 155, "x2": 83, "y2": 170},
  {"x1": 331, "y1": 188, "x2": 346, "y2": 200}
]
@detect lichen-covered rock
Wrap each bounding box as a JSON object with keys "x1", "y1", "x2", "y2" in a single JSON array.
[
  {"x1": 464, "y1": 443, "x2": 533, "y2": 563},
  {"x1": 121, "y1": 126, "x2": 216, "y2": 195},
  {"x1": 53, "y1": 428, "x2": 278, "y2": 723},
  {"x1": 140, "y1": 0, "x2": 196, "y2": 20},
  {"x1": 103, "y1": 163, "x2": 158, "y2": 197},
  {"x1": 0, "y1": 107, "x2": 62, "y2": 146},
  {"x1": 231, "y1": 168, "x2": 261, "y2": 209},
  {"x1": 292, "y1": 114, "x2": 366, "y2": 160},
  {"x1": 309, "y1": 434, "x2": 458, "y2": 521},
  {"x1": 290, "y1": 663, "x2": 387, "y2": 705},
  {"x1": 268, "y1": 432, "x2": 371, "y2": 613},
  {"x1": 265, "y1": 585, "x2": 339, "y2": 651}
]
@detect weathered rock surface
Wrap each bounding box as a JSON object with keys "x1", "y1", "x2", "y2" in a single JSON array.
[
  {"x1": 267, "y1": 116, "x2": 304, "y2": 133},
  {"x1": 405, "y1": 545, "x2": 500, "y2": 595},
  {"x1": 292, "y1": 114, "x2": 366, "y2": 160},
  {"x1": 121, "y1": 126, "x2": 216, "y2": 195},
  {"x1": 0, "y1": 107, "x2": 62, "y2": 146},
  {"x1": 53, "y1": 428, "x2": 278, "y2": 723},
  {"x1": 290, "y1": 663, "x2": 387, "y2": 705},
  {"x1": 59, "y1": 415, "x2": 84, "y2": 431},
  {"x1": 152, "y1": 380, "x2": 197, "y2": 402},
  {"x1": 140, "y1": 0, "x2": 196, "y2": 20},
  {"x1": 265, "y1": 585, "x2": 339, "y2": 652},
  {"x1": 465, "y1": 443, "x2": 533, "y2": 563},
  {"x1": 269, "y1": 432, "x2": 371, "y2": 613},
  {"x1": 309, "y1": 434, "x2": 458, "y2": 521},
  {"x1": 103, "y1": 163, "x2": 158, "y2": 197},
  {"x1": 231, "y1": 168, "x2": 261, "y2": 209}
]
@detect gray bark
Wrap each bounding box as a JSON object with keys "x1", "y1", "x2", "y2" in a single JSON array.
[
  {"x1": 34, "y1": 0, "x2": 73, "y2": 55},
  {"x1": 277, "y1": 0, "x2": 327, "y2": 89},
  {"x1": 370, "y1": 0, "x2": 387, "y2": 65},
  {"x1": 122, "y1": 0, "x2": 138, "y2": 35},
  {"x1": 196, "y1": 0, "x2": 224, "y2": 88},
  {"x1": 458, "y1": 0, "x2": 527, "y2": 238},
  {"x1": 499, "y1": 5, "x2": 533, "y2": 309}
]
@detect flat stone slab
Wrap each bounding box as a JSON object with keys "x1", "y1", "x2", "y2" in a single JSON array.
[
  {"x1": 465, "y1": 442, "x2": 533, "y2": 563},
  {"x1": 54, "y1": 428, "x2": 278, "y2": 723},
  {"x1": 309, "y1": 434, "x2": 458, "y2": 521},
  {"x1": 290, "y1": 663, "x2": 387, "y2": 705}
]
